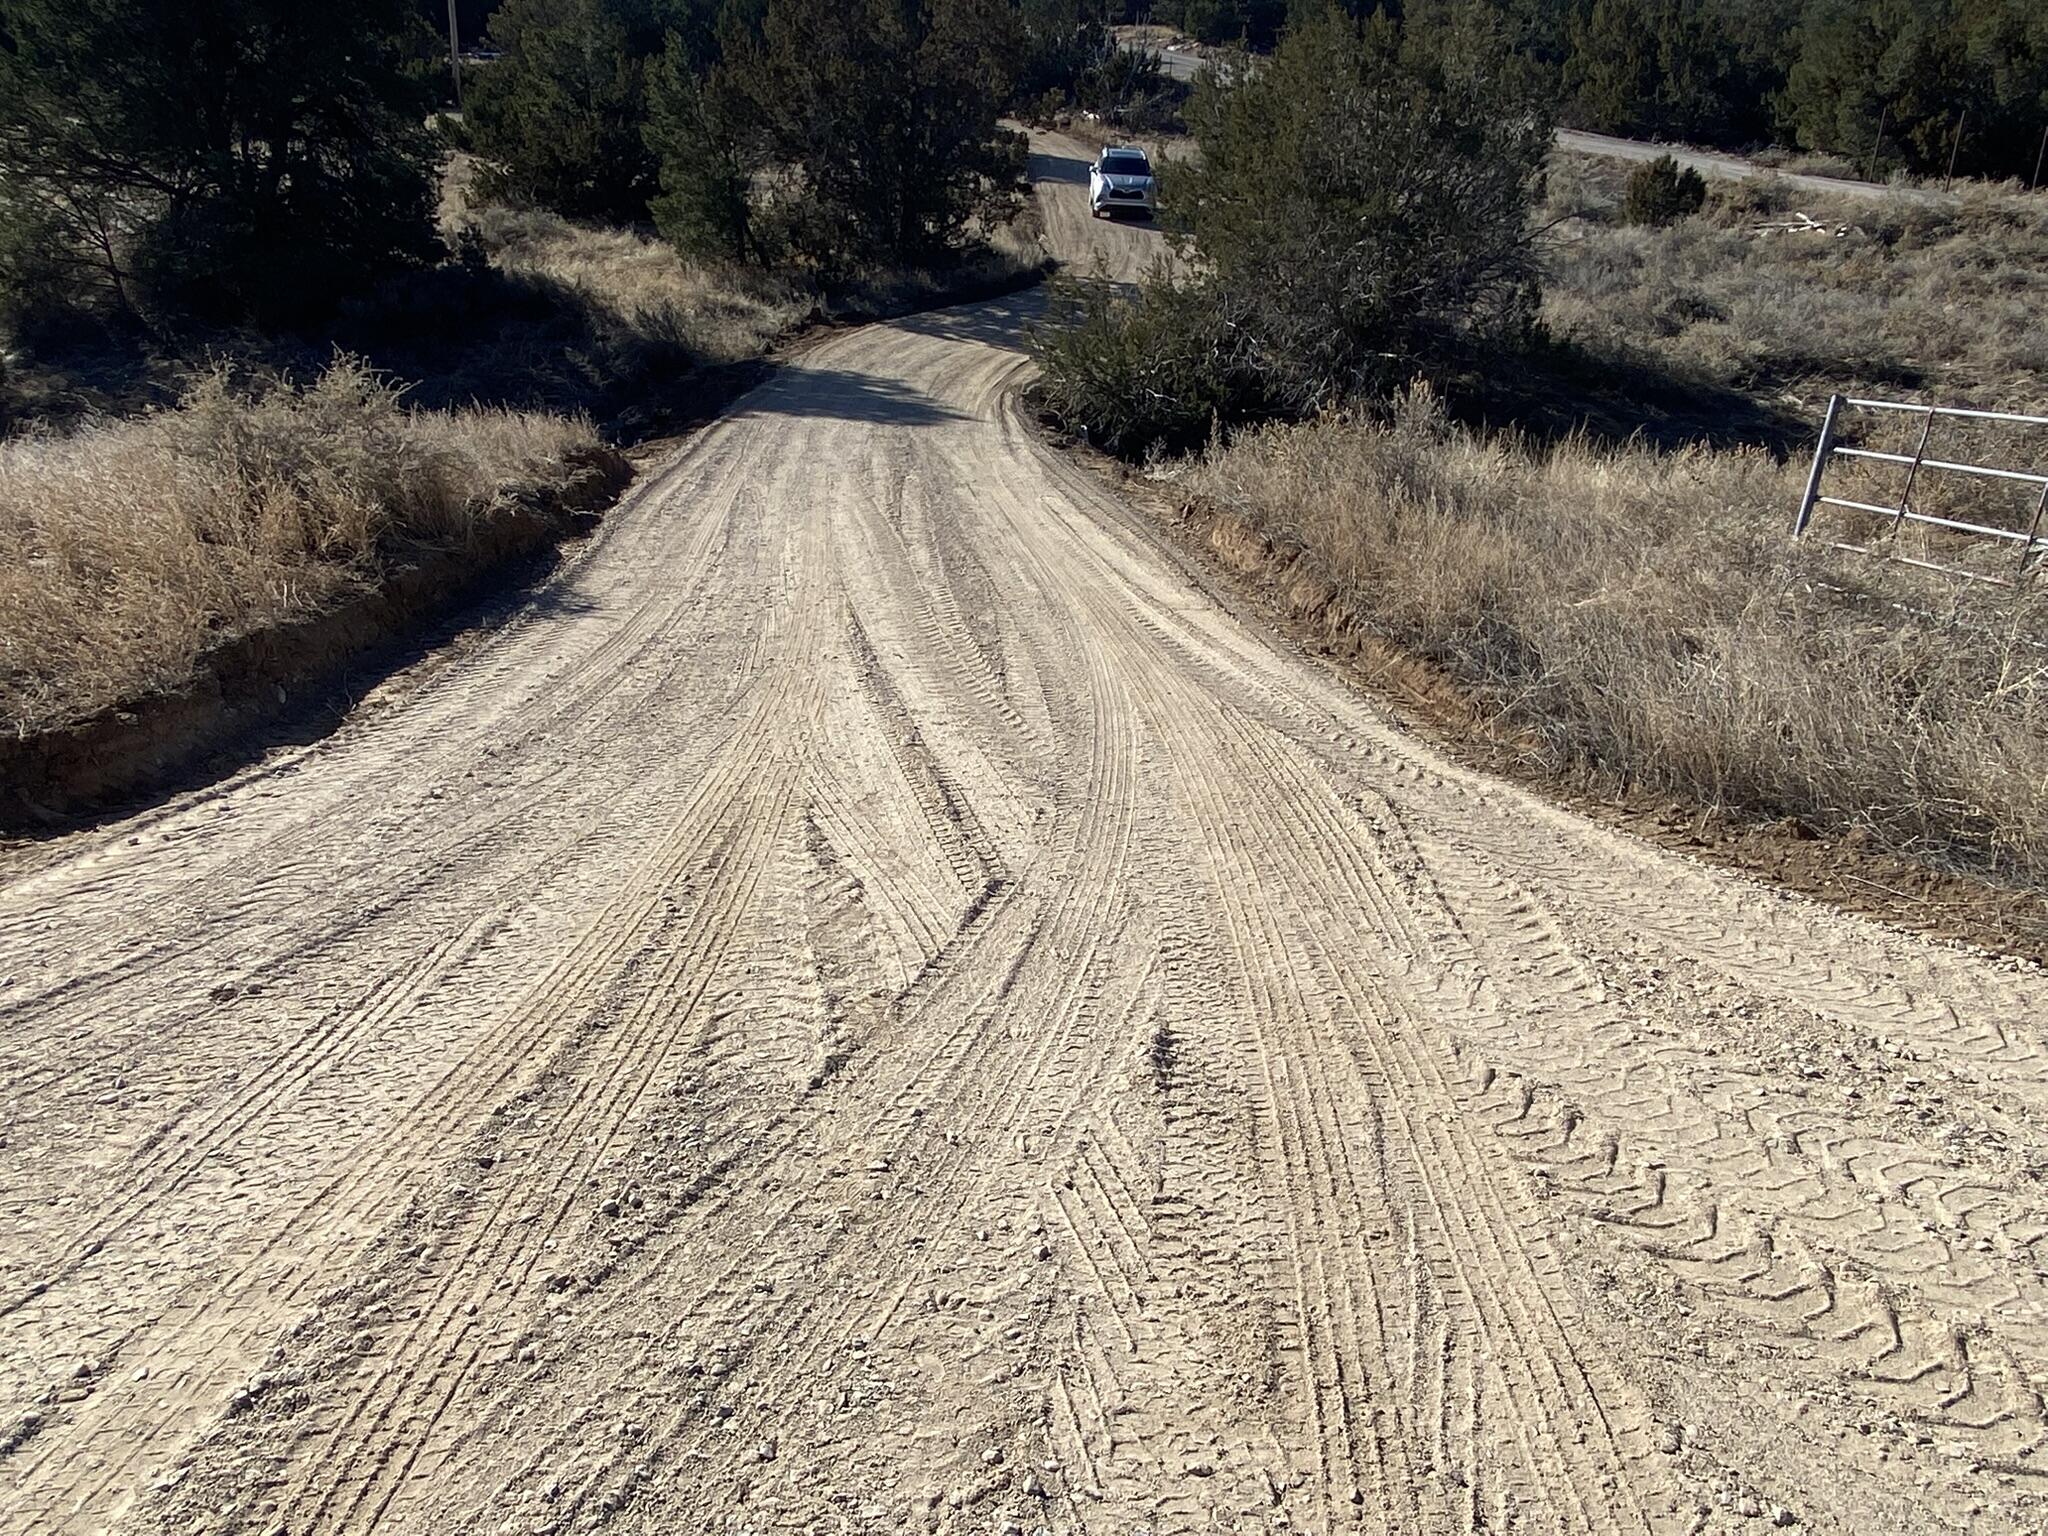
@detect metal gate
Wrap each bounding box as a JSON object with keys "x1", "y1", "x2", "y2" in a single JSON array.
[{"x1": 1793, "y1": 393, "x2": 2048, "y2": 585}]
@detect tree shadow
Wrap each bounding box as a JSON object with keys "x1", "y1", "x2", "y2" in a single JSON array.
[
  {"x1": 736, "y1": 366, "x2": 966, "y2": 426},
  {"x1": 1, "y1": 257, "x2": 743, "y2": 446},
  {"x1": 1029, "y1": 150, "x2": 1091, "y2": 188},
  {"x1": 332, "y1": 261, "x2": 731, "y2": 443},
  {"x1": 893, "y1": 290, "x2": 1048, "y2": 349},
  {"x1": 1439, "y1": 335, "x2": 1810, "y2": 457},
  {"x1": 0, "y1": 313, "x2": 181, "y2": 431}
]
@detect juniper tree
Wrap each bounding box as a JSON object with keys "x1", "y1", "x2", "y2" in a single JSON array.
[
  {"x1": 0, "y1": 0, "x2": 440, "y2": 327},
  {"x1": 465, "y1": 0, "x2": 662, "y2": 221},
  {"x1": 649, "y1": 0, "x2": 1027, "y2": 282}
]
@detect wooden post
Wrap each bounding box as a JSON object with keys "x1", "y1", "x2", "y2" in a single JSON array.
[
  {"x1": 1864, "y1": 104, "x2": 1888, "y2": 185},
  {"x1": 447, "y1": 0, "x2": 464, "y2": 110},
  {"x1": 1795, "y1": 394, "x2": 1845, "y2": 538},
  {"x1": 1890, "y1": 406, "x2": 1937, "y2": 540}
]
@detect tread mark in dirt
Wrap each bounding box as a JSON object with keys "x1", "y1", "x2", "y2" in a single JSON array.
[{"x1": 6, "y1": 134, "x2": 2045, "y2": 1536}]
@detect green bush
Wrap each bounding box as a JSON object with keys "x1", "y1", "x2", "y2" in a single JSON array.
[
  {"x1": 1076, "y1": 40, "x2": 1183, "y2": 130},
  {"x1": 644, "y1": 39, "x2": 755, "y2": 263},
  {"x1": 648, "y1": 0, "x2": 1028, "y2": 285},
  {"x1": 1008, "y1": 1, "x2": 1104, "y2": 110},
  {"x1": 0, "y1": 0, "x2": 439, "y2": 329},
  {"x1": 1022, "y1": 88, "x2": 1069, "y2": 128},
  {"x1": 1033, "y1": 275, "x2": 1253, "y2": 456},
  {"x1": 1034, "y1": 9, "x2": 1551, "y2": 456},
  {"x1": 1622, "y1": 155, "x2": 1709, "y2": 226},
  {"x1": 1163, "y1": 0, "x2": 1286, "y2": 48},
  {"x1": 464, "y1": 0, "x2": 664, "y2": 224}
]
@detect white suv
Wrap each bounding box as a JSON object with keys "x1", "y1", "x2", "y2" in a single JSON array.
[{"x1": 1088, "y1": 146, "x2": 1157, "y2": 220}]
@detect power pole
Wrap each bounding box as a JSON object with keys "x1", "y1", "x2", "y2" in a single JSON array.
[
  {"x1": 446, "y1": 0, "x2": 464, "y2": 111},
  {"x1": 1944, "y1": 108, "x2": 1966, "y2": 194},
  {"x1": 1864, "y1": 104, "x2": 1888, "y2": 184}
]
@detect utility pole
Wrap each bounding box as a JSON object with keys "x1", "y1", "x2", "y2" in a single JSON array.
[
  {"x1": 1944, "y1": 108, "x2": 1966, "y2": 194},
  {"x1": 1864, "y1": 104, "x2": 1888, "y2": 184},
  {"x1": 446, "y1": 0, "x2": 464, "y2": 112}
]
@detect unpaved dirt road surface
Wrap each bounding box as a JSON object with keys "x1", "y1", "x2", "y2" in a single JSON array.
[{"x1": 6, "y1": 134, "x2": 2048, "y2": 1536}]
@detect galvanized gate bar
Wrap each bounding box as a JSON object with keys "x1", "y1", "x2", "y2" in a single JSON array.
[
  {"x1": 1913, "y1": 459, "x2": 2048, "y2": 486},
  {"x1": 1817, "y1": 497, "x2": 2038, "y2": 543},
  {"x1": 1817, "y1": 494, "x2": 1910, "y2": 519},
  {"x1": 1793, "y1": 391, "x2": 2048, "y2": 584},
  {"x1": 1844, "y1": 398, "x2": 2048, "y2": 428},
  {"x1": 1830, "y1": 447, "x2": 1919, "y2": 465},
  {"x1": 1890, "y1": 552, "x2": 2013, "y2": 583},
  {"x1": 1832, "y1": 447, "x2": 2048, "y2": 485}
]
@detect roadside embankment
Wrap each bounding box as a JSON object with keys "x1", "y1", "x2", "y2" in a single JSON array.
[{"x1": 0, "y1": 361, "x2": 630, "y2": 819}]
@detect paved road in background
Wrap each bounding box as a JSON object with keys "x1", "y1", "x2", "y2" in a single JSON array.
[
  {"x1": 1557, "y1": 126, "x2": 1950, "y2": 205},
  {"x1": 1149, "y1": 42, "x2": 1945, "y2": 205}
]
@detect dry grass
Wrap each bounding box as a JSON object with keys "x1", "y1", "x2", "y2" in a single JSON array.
[
  {"x1": 1184, "y1": 385, "x2": 2048, "y2": 884},
  {"x1": 0, "y1": 358, "x2": 603, "y2": 738},
  {"x1": 457, "y1": 201, "x2": 805, "y2": 366},
  {"x1": 836, "y1": 212, "x2": 1051, "y2": 315},
  {"x1": 472, "y1": 201, "x2": 1045, "y2": 333},
  {"x1": 1749, "y1": 147, "x2": 1865, "y2": 180},
  {"x1": 437, "y1": 151, "x2": 1044, "y2": 366},
  {"x1": 362, "y1": 157, "x2": 1041, "y2": 426}
]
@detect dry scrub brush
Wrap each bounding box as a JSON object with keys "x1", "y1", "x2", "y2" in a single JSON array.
[
  {"x1": 460, "y1": 201, "x2": 805, "y2": 365},
  {"x1": 1540, "y1": 159, "x2": 2048, "y2": 412},
  {"x1": 442, "y1": 153, "x2": 1041, "y2": 367},
  {"x1": 425, "y1": 174, "x2": 1038, "y2": 423},
  {"x1": 1186, "y1": 386, "x2": 2048, "y2": 884},
  {"x1": 1, "y1": 358, "x2": 601, "y2": 738}
]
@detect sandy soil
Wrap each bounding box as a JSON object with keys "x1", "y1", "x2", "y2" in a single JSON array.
[{"x1": 3, "y1": 133, "x2": 2046, "y2": 1536}]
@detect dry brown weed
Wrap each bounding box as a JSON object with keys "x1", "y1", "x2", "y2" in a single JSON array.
[
  {"x1": 1, "y1": 359, "x2": 601, "y2": 737},
  {"x1": 1186, "y1": 385, "x2": 2048, "y2": 882}
]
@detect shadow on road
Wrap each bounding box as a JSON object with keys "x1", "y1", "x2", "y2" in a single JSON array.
[
  {"x1": 895, "y1": 291, "x2": 1048, "y2": 350},
  {"x1": 1029, "y1": 150, "x2": 1090, "y2": 187},
  {"x1": 738, "y1": 367, "x2": 966, "y2": 426}
]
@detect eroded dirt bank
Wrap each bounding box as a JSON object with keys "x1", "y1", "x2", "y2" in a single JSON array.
[{"x1": 3, "y1": 134, "x2": 2047, "y2": 1536}]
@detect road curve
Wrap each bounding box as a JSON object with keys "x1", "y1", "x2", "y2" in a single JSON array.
[{"x1": 3, "y1": 135, "x2": 2045, "y2": 1536}]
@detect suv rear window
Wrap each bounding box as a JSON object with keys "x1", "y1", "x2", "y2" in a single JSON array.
[{"x1": 1101, "y1": 152, "x2": 1151, "y2": 176}]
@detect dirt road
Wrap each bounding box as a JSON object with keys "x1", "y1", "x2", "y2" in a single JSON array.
[{"x1": 5, "y1": 135, "x2": 2048, "y2": 1536}]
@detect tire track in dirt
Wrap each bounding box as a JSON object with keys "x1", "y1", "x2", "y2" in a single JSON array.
[
  {"x1": 0, "y1": 424, "x2": 770, "y2": 1325},
  {"x1": 8, "y1": 133, "x2": 2048, "y2": 1536},
  {"x1": 281, "y1": 479, "x2": 847, "y2": 1531},
  {"x1": 5, "y1": 676, "x2": 802, "y2": 1528},
  {"x1": 0, "y1": 425, "x2": 792, "y2": 1530}
]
